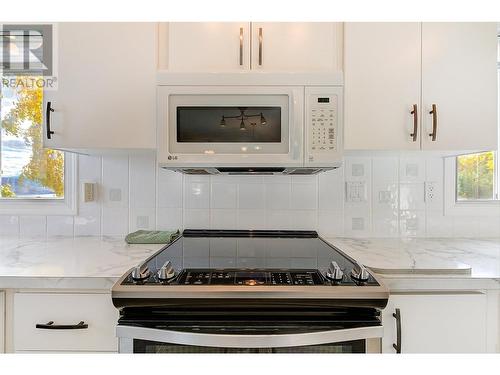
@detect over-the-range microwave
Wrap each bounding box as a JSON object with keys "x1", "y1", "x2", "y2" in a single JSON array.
[{"x1": 157, "y1": 82, "x2": 343, "y2": 175}]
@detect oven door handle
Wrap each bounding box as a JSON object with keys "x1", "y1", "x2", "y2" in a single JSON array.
[{"x1": 116, "y1": 325, "x2": 383, "y2": 349}]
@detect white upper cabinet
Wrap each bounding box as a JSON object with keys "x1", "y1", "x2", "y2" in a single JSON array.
[
  {"x1": 164, "y1": 23, "x2": 251, "y2": 71},
  {"x1": 344, "y1": 22, "x2": 498, "y2": 152},
  {"x1": 43, "y1": 23, "x2": 157, "y2": 153},
  {"x1": 250, "y1": 22, "x2": 342, "y2": 72},
  {"x1": 421, "y1": 23, "x2": 498, "y2": 151},
  {"x1": 344, "y1": 23, "x2": 422, "y2": 150},
  {"x1": 161, "y1": 22, "x2": 342, "y2": 73}
]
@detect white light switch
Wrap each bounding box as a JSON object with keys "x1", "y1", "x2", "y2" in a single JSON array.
[{"x1": 345, "y1": 181, "x2": 367, "y2": 202}]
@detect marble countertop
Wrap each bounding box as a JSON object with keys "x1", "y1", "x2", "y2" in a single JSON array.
[
  {"x1": 325, "y1": 237, "x2": 500, "y2": 278},
  {"x1": 0, "y1": 236, "x2": 163, "y2": 290},
  {"x1": 1, "y1": 236, "x2": 499, "y2": 291}
]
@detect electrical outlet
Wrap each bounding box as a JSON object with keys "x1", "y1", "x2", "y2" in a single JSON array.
[{"x1": 425, "y1": 182, "x2": 436, "y2": 203}]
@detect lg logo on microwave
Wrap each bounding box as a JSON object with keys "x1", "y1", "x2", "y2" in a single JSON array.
[{"x1": 167, "y1": 155, "x2": 179, "y2": 161}]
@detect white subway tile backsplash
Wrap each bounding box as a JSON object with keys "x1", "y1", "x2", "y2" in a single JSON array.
[
  {"x1": 317, "y1": 211, "x2": 343, "y2": 237},
  {"x1": 238, "y1": 183, "x2": 266, "y2": 209},
  {"x1": 400, "y1": 210, "x2": 426, "y2": 237},
  {"x1": 400, "y1": 183, "x2": 426, "y2": 211},
  {"x1": 399, "y1": 157, "x2": 426, "y2": 183},
  {"x1": 210, "y1": 209, "x2": 237, "y2": 230},
  {"x1": 47, "y1": 216, "x2": 74, "y2": 237},
  {"x1": 184, "y1": 182, "x2": 210, "y2": 209},
  {"x1": 102, "y1": 156, "x2": 129, "y2": 207},
  {"x1": 0, "y1": 215, "x2": 19, "y2": 236},
  {"x1": 372, "y1": 157, "x2": 399, "y2": 183},
  {"x1": 129, "y1": 154, "x2": 156, "y2": 209},
  {"x1": 10, "y1": 152, "x2": 496, "y2": 240},
  {"x1": 237, "y1": 209, "x2": 266, "y2": 229},
  {"x1": 129, "y1": 206, "x2": 156, "y2": 231},
  {"x1": 184, "y1": 209, "x2": 210, "y2": 229},
  {"x1": 266, "y1": 210, "x2": 292, "y2": 230},
  {"x1": 426, "y1": 210, "x2": 453, "y2": 237},
  {"x1": 265, "y1": 184, "x2": 291, "y2": 210},
  {"x1": 157, "y1": 208, "x2": 183, "y2": 231},
  {"x1": 102, "y1": 207, "x2": 129, "y2": 236},
  {"x1": 291, "y1": 183, "x2": 317, "y2": 210},
  {"x1": 74, "y1": 205, "x2": 101, "y2": 236},
  {"x1": 211, "y1": 183, "x2": 237, "y2": 209},
  {"x1": 452, "y1": 216, "x2": 480, "y2": 238},
  {"x1": 344, "y1": 206, "x2": 371, "y2": 237},
  {"x1": 19, "y1": 215, "x2": 47, "y2": 237}
]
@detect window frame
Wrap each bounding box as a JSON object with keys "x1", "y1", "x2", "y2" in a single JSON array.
[{"x1": 0, "y1": 152, "x2": 77, "y2": 215}]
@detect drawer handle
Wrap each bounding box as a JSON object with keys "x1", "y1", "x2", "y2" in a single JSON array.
[{"x1": 36, "y1": 321, "x2": 88, "y2": 330}]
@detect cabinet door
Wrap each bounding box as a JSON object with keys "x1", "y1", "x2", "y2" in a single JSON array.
[
  {"x1": 344, "y1": 23, "x2": 422, "y2": 150},
  {"x1": 251, "y1": 22, "x2": 341, "y2": 72},
  {"x1": 43, "y1": 23, "x2": 156, "y2": 152},
  {"x1": 0, "y1": 291, "x2": 4, "y2": 353},
  {"x1": 382, "y1": 294, "x2": 488, "y2": 353},
  {"x1": 166, "y1": 23, "x2": 251, "y2": 71},
  {"x1": 422, "y1": 23, "x2": 498, "y2": 151}
]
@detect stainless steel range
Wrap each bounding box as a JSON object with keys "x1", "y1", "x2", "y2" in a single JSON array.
[{"x1": 112, "y1": 230, "x2": 389, "y2": 353}]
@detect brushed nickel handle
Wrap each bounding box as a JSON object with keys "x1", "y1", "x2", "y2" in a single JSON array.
[
  {"x1": 410, "y1": 104, "x2": 418, "y2": 142},
  {"x1": 239, "y1": 27, "x2": 243, "y2": 66},
  {"x1": 429, "y1": 104, "x2": 437, "y2": 141},
  {"x1": 258, "y1": 27, "x2": 263, "y2": 66}
]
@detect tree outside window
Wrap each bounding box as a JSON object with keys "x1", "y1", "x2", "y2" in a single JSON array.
[{"x1": 0, "y1": 77, "x2": 64, "y2": 199}]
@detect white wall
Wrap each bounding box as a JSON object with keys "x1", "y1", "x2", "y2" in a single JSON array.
[{"x1": 1, "y1": 152, "x2": 499, "y2": 238}]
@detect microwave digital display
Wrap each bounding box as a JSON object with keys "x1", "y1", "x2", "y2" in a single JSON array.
[{"x1": 177, "y1": 106, "x2": 281, "y2": 143}]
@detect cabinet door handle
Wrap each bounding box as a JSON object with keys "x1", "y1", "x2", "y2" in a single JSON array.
[
  {"x1": 428, "y1": 104, "x2": 437, "y2": 141},
  {"x1": 36, "y1": 321, "x2": 88, "y2": 330},
  {"x1": 239, "y1": 27, "x2": 244, "y2": 66},
  {"x1": 410, "y1": 104, "x2": 418, "y2": 142},
  {"x1": 46, "y1": 101, "x2": 55, "y2": 140},
  {"x1": 258, "y1": 27, "x2": 263, "y2": 66},
  {"x1": 392, "y1": 308, "x2": 402, "y2": 353}
]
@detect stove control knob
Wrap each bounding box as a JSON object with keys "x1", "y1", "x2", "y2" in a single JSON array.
[
  {"x1": 157, "y1": 261, "x2": 176, "y2": 281},
  {"x1": 131, "y1": 266, "x2": 150, "y2": 281},
  {"x1": 325, "y1": 261, "x2": 343, "y2": 281},
  {"x1": 351, "y1": 262, "x2": 370, "y2": 282}
]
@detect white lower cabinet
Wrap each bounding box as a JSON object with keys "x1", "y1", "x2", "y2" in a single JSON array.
[
  {"x1": 13, "y1": 293, "x2": 118, "y2": 352},
  {"x1": 0, "y1": 291, "x2": 4, "y2": 353},
  {"x1": 382, "y1": 293, "x2": 488, "y2": 353}
]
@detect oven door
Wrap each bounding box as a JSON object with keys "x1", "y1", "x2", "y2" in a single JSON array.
[
  {"x1": 116, "y1": 325, "x2": 382, "y2": 354},
  {"x1": 157, "y1": 86, "x2": 304, "y2": 167}
]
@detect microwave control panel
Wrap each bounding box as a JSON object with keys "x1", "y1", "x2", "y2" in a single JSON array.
[{"x1": 306, "y1": 87, "x2": 343, "y2": 166}]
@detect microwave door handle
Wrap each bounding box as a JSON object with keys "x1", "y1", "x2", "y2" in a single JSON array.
[
  {"x1": 117, "y1": 325, "x2": 383, "y2": 348},
  {"x1": 290, "y1": 90, "x2": 302, "y2": 161}
]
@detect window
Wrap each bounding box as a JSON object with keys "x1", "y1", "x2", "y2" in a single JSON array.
[
  {"x1": 0, "y1": 77, "x2": 65, "y2": 199},
  {"x1": 455, "y1": 34, "x2": 500, "y2": 202}
]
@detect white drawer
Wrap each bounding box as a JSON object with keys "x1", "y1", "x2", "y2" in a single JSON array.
[{"x1": 14, "y1": 293, "x2": 118, "y2": 352}]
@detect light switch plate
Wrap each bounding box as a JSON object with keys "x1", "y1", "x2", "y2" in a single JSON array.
[
  {"x1": 82, "y1": 182, "x2": 97, "y2": 202},
  {"x1": 345, "y1": 181, "x2": 367, "y2": 202}
]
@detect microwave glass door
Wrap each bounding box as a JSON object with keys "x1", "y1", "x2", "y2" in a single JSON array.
[{"x1": 169, "y1": 94, "x2": 290, "y2": 154}]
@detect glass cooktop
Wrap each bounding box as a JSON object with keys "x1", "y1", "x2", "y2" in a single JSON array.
[{"x1": 120, "y1": 230, "x2": 379, "y2": 286}]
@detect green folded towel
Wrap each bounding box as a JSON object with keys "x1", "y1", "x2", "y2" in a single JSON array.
[{"x1": 125, "y1": 230, "x2": 180, "y2": 244}]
